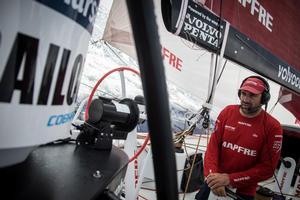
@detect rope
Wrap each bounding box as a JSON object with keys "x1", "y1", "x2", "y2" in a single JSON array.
[{"x1": 182, "y1": 134, "x2": 203, "y2": 199}]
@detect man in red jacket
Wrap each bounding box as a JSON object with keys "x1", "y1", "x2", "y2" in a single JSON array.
[{"x1": 199, "y1": 76, "x2": 282, "y2": 200}]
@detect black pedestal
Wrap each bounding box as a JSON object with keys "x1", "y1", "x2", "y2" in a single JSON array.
[{"x1": 0, "y1": 143, "x2": 129, "y2": 200}]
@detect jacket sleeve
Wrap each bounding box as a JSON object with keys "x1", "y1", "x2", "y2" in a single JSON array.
[
  {"x1": 228, "y1": 121, "x2": 283, "y2": 188},
  {"x1": 203, "y1": 107, "x2": 227, "y2": 177}
]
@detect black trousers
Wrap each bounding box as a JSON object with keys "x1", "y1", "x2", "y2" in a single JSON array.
[{"x1": 195, "y1": 183, "x2": 254, "y2": 200}]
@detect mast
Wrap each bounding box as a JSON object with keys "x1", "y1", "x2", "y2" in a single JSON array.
[{"x1": 126, "y1": 1, "x2": 179, "y2": 199}]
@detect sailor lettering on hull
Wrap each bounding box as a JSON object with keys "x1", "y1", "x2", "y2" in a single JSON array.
[
  {"x1": 162, "y1": 47, "x2": 183, "y2": 71},
  {"x1": 0, "y1": 33, "x2": 83, "y2": 106},
  {"x1": 0, "y1": 0, "x2": 98, "y2": 166}
]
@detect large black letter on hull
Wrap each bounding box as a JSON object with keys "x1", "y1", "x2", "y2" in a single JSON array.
[
  {"x1": 52, "y1": 49, "x2": 70, "y2": 105},
  {"x1": 67, "y1": 54, "x2": 83, "y2": 105},
  {"x1": 37, "y1": 44, "x2": 59, "y2": 105},
  {"x1": 0, "y1": 33, "x2": 38, "y2": 104}
]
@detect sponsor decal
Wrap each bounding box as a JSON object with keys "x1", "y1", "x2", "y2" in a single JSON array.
[
  {"x1": 134, "y1": 156, "x2": 139, "y2": 188},
  {"x1": 273, "y1": 140, "x2": 282, "y2": 153},
  {"x1": 47, "y1": 112, "x2": 75, "y2": 127},
  {"x1": 0, "y1": 33, "x2": 83, "y2": 106},
  {"x1": 162, "y1": 46, "x2": 183, "y2": 71},
  {"x1": 233, "y1": 176, "x2": 250, "y2": 182},
  {"x1": 225, "y1": 125, "x2": 236, "y2": 131},
  {"x1": 238, "y1": 121, "x2": 252, "y2": 127},
  {"x1": 280, "y1": 171, "x2": 287, "y2": 190},
  {"x1": 36, "y1": 0, "x2": 100, "y2": 34},
  {"x1": 278, "y1": 64, "x2": 300, "y2": 90},
  {"x1": 222, "y1": 141, "x2": 257, "y2": 156},
  {"x1": 175, "y1": 0, "x2": 226, "y2": 51},
  {"x1": 238, "y1": 0, "x2": 273, "y2": 32}
]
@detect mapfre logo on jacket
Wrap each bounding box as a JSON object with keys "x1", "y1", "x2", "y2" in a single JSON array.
[{"x1": 222, "y1": 141, "x2": 257, "y2": 157}]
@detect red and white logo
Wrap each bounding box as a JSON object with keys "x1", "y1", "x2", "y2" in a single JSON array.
[{"x1": 273, "y1": 135, "x2": 282, "y2": 153}]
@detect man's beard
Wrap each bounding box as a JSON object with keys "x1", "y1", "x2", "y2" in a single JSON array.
[{"x1": 240, "y1": 103, "x2": 261, "y2": 115}]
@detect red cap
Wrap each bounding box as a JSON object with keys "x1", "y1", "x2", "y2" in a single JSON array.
[{"x1": 240, "y1": 77, "x2": 266, "y2": 94}]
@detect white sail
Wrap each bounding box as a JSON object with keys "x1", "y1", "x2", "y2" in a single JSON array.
[{"x1": 100, "y1": 0, "x2": 298, "y2": 125}]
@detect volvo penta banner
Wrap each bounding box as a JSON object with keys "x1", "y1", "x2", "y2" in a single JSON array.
[
  {"x1": 162, "y1": 0, "x2": 300, "y2": 95},
  {"x1": 162, "y1": 0, "x2": 226, "y2": 52},
  {"x1": 0, "y1": 0, "x2": 99, "y2": 167}
]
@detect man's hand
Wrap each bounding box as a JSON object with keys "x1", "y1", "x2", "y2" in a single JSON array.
[
  {"x1": 212, "y1": 186, "x2": 226, "y2": 197},
  {"x1": 206, "y1": 173, "x2": 230, "y2": 190}
]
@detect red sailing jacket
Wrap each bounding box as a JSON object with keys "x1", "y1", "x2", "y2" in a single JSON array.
[{"x1": 204, "y1": 105, "x2": 283, "y2": 196}]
